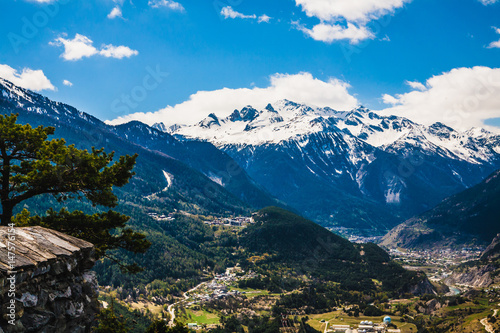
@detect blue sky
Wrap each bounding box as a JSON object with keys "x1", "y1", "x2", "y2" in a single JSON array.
[{"x1": 2, "y1": 0, "x2": 500, "y2": 131}]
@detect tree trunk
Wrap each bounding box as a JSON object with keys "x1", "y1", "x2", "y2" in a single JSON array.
[
  {"x1": 0, "y1": 150, "x2": 11, "y2": 226},
  {"x1": 0, "y1": 202, "x2": 13, "y2": 226}
]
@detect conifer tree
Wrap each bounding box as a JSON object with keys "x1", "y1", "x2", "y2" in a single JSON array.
[{"x1": 0, "y1": 113, "x2": 150, "y2": 272}]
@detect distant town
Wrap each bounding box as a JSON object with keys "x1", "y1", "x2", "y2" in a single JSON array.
[
  {"x1": 202, "y1": 216, "x2": 254, "y2": 227},
  {"x1": 388, "y1": 247, "x2": 483, "y2": 270},
  {"x1": 147, "y1": 212, "x2": 255, "y2": 227},
  {"x1": 328, "y1": 227, "x2": 384, "y2": 244},
  {"x1": 147, "y1": 212, "x2": 176, "y2": 221}
]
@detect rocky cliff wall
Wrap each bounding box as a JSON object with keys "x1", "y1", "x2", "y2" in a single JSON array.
[
  {"x1": 0, "y1": 226, "x2": 98, "y2": 333},
  {"x1": 445, "y1": 264, "x2": 496, "y2": 288}
]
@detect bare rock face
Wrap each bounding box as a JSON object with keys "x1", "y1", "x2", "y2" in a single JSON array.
[
  {"x1": 445, "y1": 264, "x2": 495, "y2": 288},
  {"x1": 482, "y1": 233, "x2": 500, "y2": 260},
  {"x1": 407, "y1": 276, "x2": 436, "y2": 296},
  {"x1": 0, "y1": 226, "x2": 99, "y2": 332},
  {"x1": 417, "y1": 299, "x2": 443, "y2": 315}
]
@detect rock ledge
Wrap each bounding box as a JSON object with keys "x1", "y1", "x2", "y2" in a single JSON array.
[{"x1": 0, "y1": 226, "x2": 98, "y2": 333}]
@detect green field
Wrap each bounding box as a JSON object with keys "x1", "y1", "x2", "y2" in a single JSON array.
[{"x1": 180, "y1": 308, "x2": 220, "y2": 325}]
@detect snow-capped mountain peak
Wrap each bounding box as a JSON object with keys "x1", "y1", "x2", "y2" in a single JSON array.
[
  {"x1": 164, "y1": 99, "x2": 500, "y2": 167},
  {"x1": 198, "y1": 113, "x2": 221, "y2": 128},
  {"x1": 170, "y1": 100, "x2": 358, "y2": 145},
  {"x1": 0, "y1": 77, "x2": 34, "y2": 105},
  {"x1": 0, "y1": 77, "x2": 102, "y2": 126}
]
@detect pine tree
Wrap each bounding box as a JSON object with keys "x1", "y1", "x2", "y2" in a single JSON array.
[{"x1": 0, "y1": 113, "x2": 150, "y2": 272}]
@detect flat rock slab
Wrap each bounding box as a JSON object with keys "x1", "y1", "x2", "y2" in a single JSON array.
[{"x1": 0, "y1": 226, "x2": 94, "y2": 273}]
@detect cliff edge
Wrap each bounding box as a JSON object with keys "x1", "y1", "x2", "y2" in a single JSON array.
[{"x1": 0, "y1": 226, "x2": 99, "y2": 332}]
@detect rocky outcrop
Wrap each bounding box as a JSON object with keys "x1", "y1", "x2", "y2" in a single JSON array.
[
  {"x1": 443, "y1": 236, "x2": 500, "y2": 288},
  {"x1": 482, "y1": 233, "x2": 500, "y2": 261},
  {"x1": 445, "y1": 264, "x2": 495, "y2": 288},
  {"x1": 0, "y1": 226, "x2": 99, "y2": 332},
  {"x1": 417, "y1": 299, "x2": 443, "y2": 315},
  {"x1": 408, "y1": 276, "x2": 436, "y2": 295}
]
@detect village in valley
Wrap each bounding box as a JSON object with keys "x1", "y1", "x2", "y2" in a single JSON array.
[
  {"x1": 158, "y1": 266, "x2": 412, "y2": 332},
  {"x1": 202, "y1": 216, "x2": 254, "y2": 228},
  {"x1": 387, "y1": 247, "x2": 484, "y2": 288},
  {"x1": 388, "y1": 247, "x2": 484, "y2": 268},
  {"x1": 99, "y1": 210, "x2": 498, "y2": 333},
  {"x1": 147, "y1": 211, "x2": 255, "y2": 228}
]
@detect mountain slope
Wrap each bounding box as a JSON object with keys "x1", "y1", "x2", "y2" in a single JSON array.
[
  {"x1": 0, "y1": 77, "x2": 275, "y2": 214},
  {"x1": 112, "y1": 121, "x2": 282, "y2": 209},
  {"x1": 442, "y1": 235, "x2": 500, "y2": 288},
  {"x1": 160, "y1": 100, "x2": 500, "y2": 233},
  {"x1": 380, "y1": 169, "x2": 500, "y2": 249},
  {"x1": 482, "y1": 233, "x2": 500, "y2": 261},
  {"x1": 240, "y1": 207, "x2": 433, "y2": 295}
]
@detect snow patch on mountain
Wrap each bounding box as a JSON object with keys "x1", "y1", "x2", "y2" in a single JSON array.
[
  {"x1": 0, "y1": 77, "x2": 33, "y2": 105},
  {"x1": 161, "y1": 99, "x2": 500, "y2": 171},
  {"x1": 163, "y1": 170, "x2": 173, "y2": 189},
  {"x1": 208, "y1": 174, "x2": 224, "y2": 186}
]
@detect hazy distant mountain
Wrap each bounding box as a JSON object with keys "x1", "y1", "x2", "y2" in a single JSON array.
[
  {"x1": 155, "y1": 100, "x2": 500, "y2": 233},
  {"x1": 380, "y1": 169, "x2": 500, "y2": 249}
]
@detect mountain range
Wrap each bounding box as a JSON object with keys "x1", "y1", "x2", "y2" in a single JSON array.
[
  {"x1": 0, "y1": 77, "x2": 281, "y2": 217},
  {"x1": 153, "y1": 100, "x2": 500, "y2": 233},
  {"x1": 2, "y1": 76, "x2": 500, "y2": 238},
  {"x1": 0, "y1": 78, "x2": 435, "y2": 300}
]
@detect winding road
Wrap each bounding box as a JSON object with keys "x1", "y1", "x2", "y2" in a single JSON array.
[
  {"x1": 167, "y1": 282, "x2": 207, "y2": 326},
  {"x1": 480, "y1": 307, "x2": 498, "y2": 333},
  {"x1": 323, "y1": 320, "x2": 329, "y2": 333}
]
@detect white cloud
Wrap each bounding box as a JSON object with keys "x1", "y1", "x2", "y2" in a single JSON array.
[
  {"x1": 487, "y1": 27, "x2": 500, "y2": 48},
  {"x1": 107, "y1": 72, "x2": 359, "y2": 126},
  {"x1": 297, "y1": 22, "x2": 374, "y2": 44},
  {"x1": 99, "y1": 45, "x2": 139, "y2": 59},
  {"x1": 148, "y1": 0, "x2": 185, "y2": 11},
  {"x1": 50, "y1": 34, "x2": 98, "y2": 61},
  {"x1": 63, "y1": 80, "x2": 73, "y2": 87},
  {"x1": 26, "y1": 0, "x2": 53, "y2": 3},
  {"x1": 296, "y1": 0, "x2": 409, "y2": 23},
  {"x1": 220, "y1": 6, "x2": 272, "y2": 23},
  {"x1": 294, "y1": 0, "x2": 410, "y2": 44},
  {"x1": 405, "y1": 80, "x2": 426, "y2": 91},
  {"x1": 108, "y1": 6, "x2": 122, "y2": 19},
  {"x1": 50, "y1": 34, "x2": 138, "y2": 61},
  {"x1": 490, "y1": 40, "x2": 500, "y2": 48},
  {"x1": 382, "y1": 94, "x2": 399, "y2": 105},
  {"x1": 478, "y1": 0, "x2": 498, "y2": 5},
  {"x1": 221, "y1": 6, "x2": 256, "y2": 19},
  {"x1": 258, "y1": 14, "x2": 272, "y2": 23},
  {"x1": 380, "y1": 67, "x2": 500, "y2": 132},
  {"x1": 0, "y1": 64, "x2": 55, "y2": 91}
]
